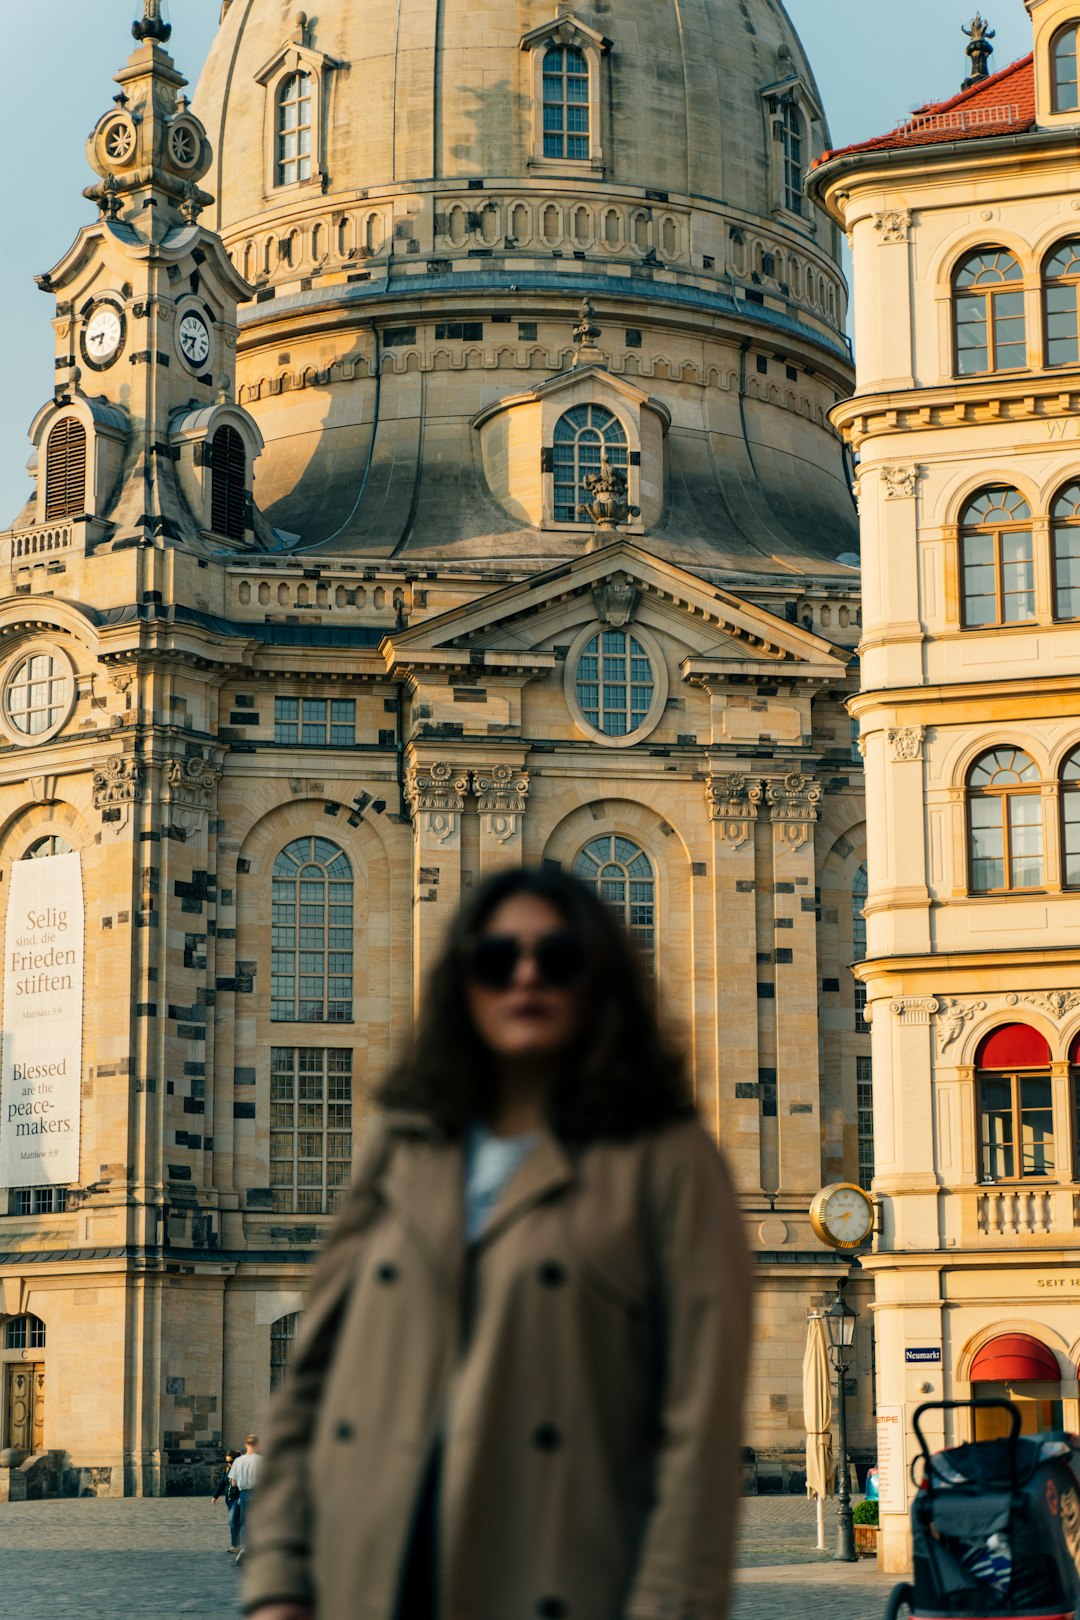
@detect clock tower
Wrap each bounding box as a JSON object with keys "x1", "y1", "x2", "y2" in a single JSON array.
[{"x1": 21, "y1": 0, "x2": 264, "y2": 561}]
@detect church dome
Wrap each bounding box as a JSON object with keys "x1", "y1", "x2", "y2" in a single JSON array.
[{"x1": 192, "y1": 0, "x2": 858, "y2": 577}]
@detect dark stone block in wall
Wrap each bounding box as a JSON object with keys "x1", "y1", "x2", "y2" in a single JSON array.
[
  {"x1": 790, "y1": 1103, "x2": 814, "y2": 1115},
  {"x1": 690, "y1": 862, "x2": 707, "y2": 877},
  {"x1": 802, "y1": 897, "x2": 818, "y2": 912},
  {"x1": 166, "y1": 1377, "x2": 186, "y2": 1396},
  {"x1": 821, "y1": 978, "x2": 841, "y2": 992},
  {"x1": 136, "y1": 1003, "x2": 157, "y2": 1017},
  {"x1": 735, "y1": 880, "x2": 756, "y2": 894},
  {"x1": 774, "y1": 881, "x2": 795, "y2": 894},
  {"x1": 233, "y1": 1101, "x2": 256, "y2": 1120},
  {"x1": 735, "y1": 1083, "x2": 760, "y2": 1099},
  {"x1": 775, "y1": 916, "x2": 793, "y2": 929},
  {"x1": 168, "y1": 1165, "x2": 193, "y2": 1181},
  {"x1": 775, "y1": 948, "x2": 793, "y2": 964},
  {"x1": 182, "y1": 1097, "x2": 205, "y2": 1115},
  {"x1": 234, "y1": 1068, "x2": 257, "y2": 1087},
  {"x1": 756, "y1": 984, "x2": 775, "y2": 999},
  {"x1": 246, "y1": 1188, "x2": 274, "y2": 1210}
]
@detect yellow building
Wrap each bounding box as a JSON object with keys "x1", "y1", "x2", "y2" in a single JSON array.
[
  {"x1": 811, "y1": 0, "x2": 1080, "y2": 1573},
  {"x1": 0, "y1": 0, "x2": 870, "y2": 1495}
]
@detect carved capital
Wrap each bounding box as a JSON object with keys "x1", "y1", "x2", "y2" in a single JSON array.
[
  {"x1": 766, "y1": 773, "x2": 821, "y2": 852},
  {"x1": 890, "y1": 997, "x2": 939, "y2": 1026},
  {"x1": 92, "y1": 754, "x2": 144, "y2": 808},
  {"x1": 873, "y1": 209, "x2": 911, "y2": 244},
  {"x1": 882, "y1": 464, "x2": 918, "y2": 499},
  {"x1": 887, "y1": 725, "x2": 925, "y2": 762},
  {"x1": 473, "y1": 764, "x2": 530, "y2": 843},
  {"x1": 405, "y1": 761, "x2": 469, "y2": 844},
  {"x1": 935, "y1": 996, "x2": 987, "y2": 1051},
  {"x1": 705, "y1": 772, "x2": 759, "y2": 849}
]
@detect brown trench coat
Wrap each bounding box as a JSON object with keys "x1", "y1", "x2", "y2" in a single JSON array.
[{"x1": 243, "y1": 1111, "x2": 753, "y2": 1620}]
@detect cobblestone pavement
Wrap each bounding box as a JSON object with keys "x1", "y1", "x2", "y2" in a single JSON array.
[{"x1": 0, "y1": 1495, "x2": 899, "y2": 1619}]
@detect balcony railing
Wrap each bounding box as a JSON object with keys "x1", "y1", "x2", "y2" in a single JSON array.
[
  {"x1": 973, "y1": 1185, "x2": 1080, "y2": 1238},
  {"x1": 7, "y1": 522, "x2": 74, "y2": 563}
]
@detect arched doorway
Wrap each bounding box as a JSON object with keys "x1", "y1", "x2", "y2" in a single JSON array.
[
  {"x1": 2, "y1": 1315, "x2": 46, "y2": 1453},
  {"x1": 970, "y1": 1333, "x2": 1064, "y2": 1439}
]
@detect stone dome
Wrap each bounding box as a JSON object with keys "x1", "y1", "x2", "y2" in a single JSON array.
[{"x1": 192, "y1": 0, "x2": 858, "y2": 579}]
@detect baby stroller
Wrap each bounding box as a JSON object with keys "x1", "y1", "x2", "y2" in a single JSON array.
[{"x1": 885, "y1": 1400, "x2": 1080, "y2": 1620}]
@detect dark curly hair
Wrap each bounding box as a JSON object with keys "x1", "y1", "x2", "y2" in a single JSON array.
[{"x1": 376, "y1": 866, "x2": 693, "y2": 1143}]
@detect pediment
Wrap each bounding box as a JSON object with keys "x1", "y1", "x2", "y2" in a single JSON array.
[
  {"x1": 471, "y1": 364, "x2": 670, "y2": 433},
  {"x1": 385, "y1": 541, "x2": 848, "y2": 679},
  {"x1": 254, "y1": 37, "x2": 345, "y2": 86},
  {"x1": 519, "y1": 14, "x2": 611, "y2": 54}
]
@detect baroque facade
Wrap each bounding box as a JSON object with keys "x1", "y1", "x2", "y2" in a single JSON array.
[
  {"x1": 811, "y1": 0, "x2": 1080, "y2": 1574},
  {"x1": 0, "y1": 0, "x2": 870, "y2": 1494}
]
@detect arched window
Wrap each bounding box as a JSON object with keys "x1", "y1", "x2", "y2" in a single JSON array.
[
  {"x1": 781, "y1": 101, "x2": 805, "y2": 215},
  {"x1": 967, "y1": 747, "x2": 1043, "y2": 893},
  {"x1": 44, "y1": 418, "x2": 87, "y2": 522},
  {"x1": 542, "y1": 45, "x2": 589, "y2": 160},
  {"x1": 270, "y1": 1312, "x2": 301, "y2": 1392},
  {"x1": 1044, "y1": 240, "x2": 1080, "y2": 365},
  {"x1": 971, "y1": 1332, "x2": 1063, "y2": 1439},
  {"x1": 4, "y1": 1315, "x2": 46, "y2": 1350},
  {"x1": 1053, "y1": 24, "x2": 1079, "y2": 113},
  {"x1": 573, "y1": 835, "x2": 656, "y2": 972},
  {"x1": 1051, "y1": 481, "x2": 1080, "y2": 620},
  {"x1": 23, "y1": 836, "x2": 74, "y2": 859},
  {"x1": 960, "y1": 488, "x2": 1035, "y2": 628},
  {"x1": 271, "y1": 837, "x2": 354, "y2": 1022},
  {"x1": 953, "y1": 249, "x2": 1026, "y2": 375},
  {"x1": 277, "y1": 72, "x2": 313, "y2": 185},
  {"x1": 552, "y1": 405, "x2": 627, "y2": 523},
  {"x1": 976, "y1": 1024, "x2": 1054, "y2": 1181},
  {"x1": 574, "y1": 629, "x2": 655, "y2": 737},
  {"x1": 1061, "y1": 747, "x2": 1080, "y2": 886},
  {"x1": 210, "y1": 426, "x2": 247, "y2": 542}
]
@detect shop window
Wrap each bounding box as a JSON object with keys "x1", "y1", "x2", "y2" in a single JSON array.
[
  {"x1": 552, "y1": 404, "x2": 627, "y2": 522},
  {"x1": 573, "y1": 835, "x2": 655, "y2": 973},
  {"x1": 967, "y1": 748, "x2": 1043, "y2": 893},
  {"x1": 953, "y1": 249, "x2": 1026, "y2": 376},
  {"x1": 542, "y1": 45, "x2": 590, "y2": 160},
  {"x1": 271, "y1": 837, "x2": 354, "y2": 1023},
  {"x1": 269, "y1": 1048, "x2": 353, "y2": 1214},
  {"x1": 976, "y1": 1024, "x2": 1054, "y2": 1180},
  {"x1": 277, "y1": 73, "x2": 313, "y2": 186},
  {"x1": 274, "y1": 697, "x2": 356, "y2": 747},
  {"x1": 44, "y1": 418, "x2": 87, "y2": 522},
  {"x1": 1044, "y1": 240, "x2": 1080, "y2": 365},
  {"x1": 210, "y1": 426, "x2": 247, "y2": 542},
  {"x1": 270, "y1": 1312, "x2": 301, "y2": 1392},
  {"x1": 971, "y1": 1334, "x2": 1063, "y2": 1439},
  {"x1": 1052, "y1": 480, "x2": 1080, "y2": 619},
  {"x1": 1053, "y1": 23, "x2": 1080, "y2": 113},
  {"x1": 4, "y1": 1315, "x2": 46, "y2": 1350},
  {"x1": 960, "y1": 488, "x2": 1035, "y2": 628}
]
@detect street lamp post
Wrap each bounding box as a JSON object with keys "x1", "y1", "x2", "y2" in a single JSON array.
[{"x1": 824, "y1": 1275, "x2": 858, "y2": 1563}]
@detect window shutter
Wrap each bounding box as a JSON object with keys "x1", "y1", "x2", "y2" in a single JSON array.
[
  {"x1": 44, "y1": 418, "x2": 87, "y2": 521},
  {"x1": 210, "y1": 426, "x2": 247, "y2": 541}
]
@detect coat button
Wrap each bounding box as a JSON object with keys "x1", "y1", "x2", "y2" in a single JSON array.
[
  {"x1": 532, "y1": 1423, "x2": 561, "y2": 1452},
  {"x1": 536, "y1": 1600, "x2": 567, "y2": 1618},
  {"x1": 538, "y1": 1261, "x2": 566, "y2": 1287},
  {"x1": 376, "y1": 1261, "x2": 398, "y2": 1284},
  {"x1": 334, "y1": 1420, "x2": 355, "y2": 1442}
]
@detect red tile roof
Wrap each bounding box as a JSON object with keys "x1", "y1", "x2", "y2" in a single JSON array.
[{"x1": 812, "y1": 53, "x2": 1036, "y2": 169}]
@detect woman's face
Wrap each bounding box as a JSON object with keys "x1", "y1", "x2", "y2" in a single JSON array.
[{"x1": 465, "y1": 894, "x2": 585, "y2": 1065}]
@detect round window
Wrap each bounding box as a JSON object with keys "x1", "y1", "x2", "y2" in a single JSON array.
[
  {"x1": 567, "y1": 623, "x2": 666, "y2": 744},
  {"x1": 2, "y1": 649, "x2": 75, "y2": 743}
]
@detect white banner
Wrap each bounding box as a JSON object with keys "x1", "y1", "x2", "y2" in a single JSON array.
[{"x1": 0, "y1": 852, "x2": 84, "y2": 1188}]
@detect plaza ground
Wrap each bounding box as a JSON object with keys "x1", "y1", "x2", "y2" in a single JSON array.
[{"x1": 0, "y1": 1494, "x2": 898, "y2": 1619}]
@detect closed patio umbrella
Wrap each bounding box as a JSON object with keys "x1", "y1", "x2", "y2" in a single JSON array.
[{"x1": 803, "y1": 1310, "x2": 835, "y2": 1551}]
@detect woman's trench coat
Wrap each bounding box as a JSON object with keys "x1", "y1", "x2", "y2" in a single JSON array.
[{"x1": 243, "y1": 1110, "x2": 753, "y2": 1620}]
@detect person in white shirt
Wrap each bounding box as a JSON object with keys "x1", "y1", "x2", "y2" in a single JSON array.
[{"x1": 228, "y1": 1434, "x2": 264, "y2": 1563}]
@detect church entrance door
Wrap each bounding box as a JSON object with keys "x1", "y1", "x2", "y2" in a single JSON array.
[{"x1": 4, "y1": 1363, "x2": 45, "y2": 1452}]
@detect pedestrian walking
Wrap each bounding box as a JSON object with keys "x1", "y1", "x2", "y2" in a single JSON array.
[
  {"x1": 211, "y1": 1448, "x2": 242, "y2": 1552},
  {"x1": 229, "y1": 1434, "x2": 263, "y2": 1564},
  {"x1": 243, "y1": 866, "x2": 754, "y2": 1620}
]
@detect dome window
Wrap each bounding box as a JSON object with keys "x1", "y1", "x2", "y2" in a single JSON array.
[
  {"x1": 1, "y1": 645, "x2": 76, "y2": 745},
  {"x1": 277, "y1": 72, "x2": 313, "y2": 186},
  {"x1": 1053, "y1": 23, "x2": 1080, "y2": 112},
  {"x1": 520, "y1": 14, "x2": 610, "y2": 173},
  {"x1": 543, "y1": 46, "x2": 589, "y2": 160},
  {"x1": 780, "y1": 102, "x2": 805, "y2": 216},
  {"x1": 552, "y1": 404, "x2": 627, "y2": 522}
]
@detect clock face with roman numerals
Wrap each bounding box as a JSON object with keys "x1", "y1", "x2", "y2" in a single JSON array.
[
  {"x1": 82, "y1": 304, "x2": 125, "y2": 369},
  {"x1": 179, "y1": 312, "x2": 211, "y2": 368}
]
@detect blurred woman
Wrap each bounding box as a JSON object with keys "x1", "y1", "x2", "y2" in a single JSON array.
[{"x1": 244, "y1": 866, "x2": 753, "y2": 1620}]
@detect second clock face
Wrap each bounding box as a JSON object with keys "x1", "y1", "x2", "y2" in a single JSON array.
[
  {"x1": 821, "y1": 1185, "x2": 874, "y2": 1248},
  {"x1": 82, "y1": 305, "x2": 125, "y2": 369},
  {"x1": 178, "y1": 312, "x2": 211, "y2": 368}
]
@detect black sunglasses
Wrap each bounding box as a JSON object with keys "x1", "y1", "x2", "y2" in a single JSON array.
[{"x1": 465, "y1": 930, "x2": 589, "y2": 991}]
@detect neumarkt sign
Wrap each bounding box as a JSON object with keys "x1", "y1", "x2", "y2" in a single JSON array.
[{"x1": 0, "y1": 852, "x2": 84, "y2": 1187}]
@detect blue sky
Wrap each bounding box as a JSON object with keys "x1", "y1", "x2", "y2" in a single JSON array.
[{"x1": 0, "y1": 0, "x2": 1036, "y2": 520}]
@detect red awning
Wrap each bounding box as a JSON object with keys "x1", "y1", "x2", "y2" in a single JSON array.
[
  {"x1": 976, "y1": 1024, "x2": 1051, "y2": 1069},
  {"x1": 971, "y1": 1334, "x2": 1061, "y2": 1384}
]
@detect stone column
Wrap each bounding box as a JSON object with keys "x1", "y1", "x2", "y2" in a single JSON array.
[
  {"x1": 472, "y1": 764, "x2": 530, "y2": 876},
  {"x1": 404, "y1": 759, "x2": 469, "y2": 1009}
]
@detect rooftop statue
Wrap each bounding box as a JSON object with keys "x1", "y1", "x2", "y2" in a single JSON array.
[{"x1": 961, "y1": 12, "x2": 995, "y2": 89}]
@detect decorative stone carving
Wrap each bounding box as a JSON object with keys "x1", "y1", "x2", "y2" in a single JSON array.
[
  {"x1": 1018, "y1": 990, "x2": 1080, "y2": 1020},
  {"x1": 28, "y1": 776, "x2": 59, "y2": 806},
  {"x1": 890, "y1": 997, "x2": 939, "y2": 1026},
  {"x1": 936, "y1": 996, "x2": 987, "y2": 1051},
  {"x1": 133, "y1": 0, "x2": 172, "y2": 43},
  {"x1": 766, "y1": 773, "x2": 822, "y2": 850},
  {"x1": 882, "y1": 464, "x2": 918, "y2": 499},
  {"x1": 473, "y1": 765, "x2": 530, "y2": 844},
  {"x1": 873, "y1": 209, "x2": 911, "y2": 245},
  {"x1": 962, "y1": 12, "x2": 995, "y2": 89},
  {"x1": 163, "y1": 755, "x2": 223, "y2": 833},
  {"x1": 92, "y1": 755, "x2": 143, "y2": 808},
  {"x1": 887, "y1": 726, "x2": 925, "y2": 762},
  {"x1": 579, "y1": 450, "x2": 640, "y2": 535},
  {"x1": 405, "y1": 761, "x2": 470, "y2": 844},
  {"x1": 592, "y1": 571, "x2": 639, "y2": 627},
  {"x1": 705, "y1": 772, "x2": 760, "y2": 849}
]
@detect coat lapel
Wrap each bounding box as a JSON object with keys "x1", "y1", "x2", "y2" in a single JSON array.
[
  {"x1": 379, "y1": 1121, "x2": 465, "y2": 1296},
  {"x1": 477, "y1": 1128, "x2": 575, "y2": 1249}
]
